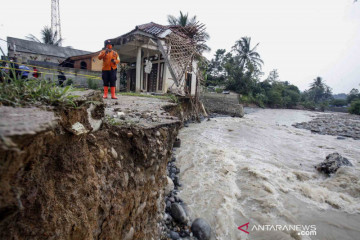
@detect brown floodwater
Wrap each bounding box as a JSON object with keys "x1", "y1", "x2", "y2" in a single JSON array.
[{"x1": 176, "y1": 109, "x2": 360, "y2": 240}]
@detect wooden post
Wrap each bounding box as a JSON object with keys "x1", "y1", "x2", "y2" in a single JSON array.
[{"x1": 135, "y1": 47, "x2": 141, "y2": 92}]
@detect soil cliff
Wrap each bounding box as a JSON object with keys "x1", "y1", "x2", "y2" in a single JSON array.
[{"x1": 0, "y1": 91, "x2": 183, "y2": 239}]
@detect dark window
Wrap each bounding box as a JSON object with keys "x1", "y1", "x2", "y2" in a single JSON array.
[{"x1": 80, "y1": 61, "x2": 87, "y2": 69}]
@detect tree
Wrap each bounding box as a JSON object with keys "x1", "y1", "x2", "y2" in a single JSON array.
[
  {"x1": 266, "y1": 69, "x2": 280, "y2": 82},
  {"x1": 26, "y1": 26, "x2": 63, "y2": 46},
  {"x1": 349, "y1": 100, "x2": 360, "y2": 115},
  {"x1": 207, "y1": 49, "x2": 227, "y2": 86},
  {"x1": 167, "y1": 11, "x2": 197, "y2": 27},
  {"x1": 308, "y1": 76, "x2": 332, "y2": 103},
  {"x1": 167, "y1": 11, "x2": 210, "y2": 53},
  {"x1": 347, "y1": 88, "x2": 360, "y2": 103},
  {"x1": 232, "y1": 37, "x2": 264, "y2": 70}
]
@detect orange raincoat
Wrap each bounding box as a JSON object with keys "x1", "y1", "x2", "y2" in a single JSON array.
[{"x1": 98, "y1": 49, "x2": 120, "y2": 71}]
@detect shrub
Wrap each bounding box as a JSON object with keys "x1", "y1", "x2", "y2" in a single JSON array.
[
  {"x1": 65, "y1": 78, "x2": 73, "y2": 86},
  {"x1": 301, "y1": 101, "x2": 316, "y2": 110},
  {"x1": 0, "y1": 74, "x2": 77, "y2": 107},
  {"x1": 349, "y1": 100, "x2": 360, "y2": 115},
  {"x1": 215, "y1": 88, "x2": 223, "y2": 94},
  {"x1": 267, "y1": 90, "x2": 282, "y2": 107},
  {"x1": 331, "y1": 99, "x2": 347, "y2": 107},
  {"x1": 87, "y1": 78, "x2": 100, "y2": 90}
]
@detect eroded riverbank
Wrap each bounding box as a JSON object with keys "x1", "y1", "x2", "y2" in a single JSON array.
[{"x1": 176, "y1": 109, "x2": 360, "y2": 240}]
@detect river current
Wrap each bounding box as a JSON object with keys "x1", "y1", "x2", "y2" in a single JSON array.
[{"x1": 176, "y1": 109, "x2": 360, "y2": 240}]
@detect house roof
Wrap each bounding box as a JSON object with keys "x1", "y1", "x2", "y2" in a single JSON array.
[
  {"x1": 136, "y1": 22, "x2": 170, "y2": 37},
  {"x1": 7, "y1": 37, "x2": 91, "y2": 59},
  {"x1": 109, "y1": 22, "x2": 189, "y2": 47},
  {"x1": 66, "y1": 51, "x2": 101, "y2": 61}
]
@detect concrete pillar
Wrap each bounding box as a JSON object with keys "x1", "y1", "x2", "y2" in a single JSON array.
[{"x1": 135, "y1": 47, "x2": 141, "y2": 92}]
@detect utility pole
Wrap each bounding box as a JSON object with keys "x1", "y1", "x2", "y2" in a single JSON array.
[{"x1": 51, "y1": 0, "x2": 62, "y2": 46}]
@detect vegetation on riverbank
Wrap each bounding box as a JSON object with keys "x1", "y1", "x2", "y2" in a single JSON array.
[
  {"x1": 205, "y1": 38, "x2": 360, "y2": 115},
  {"x1": 0, "y1": 71, "x2": 77, "y2": 107}
]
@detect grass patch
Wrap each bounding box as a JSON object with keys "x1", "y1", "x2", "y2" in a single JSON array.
[{"x1": 0, "y1": 72, "x2": 78, "y2": 107}]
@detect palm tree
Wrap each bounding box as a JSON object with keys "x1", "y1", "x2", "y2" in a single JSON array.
[
  {"x1": 309, "y1": 77, "x2": 332, "y2": 103},
  {"x1": 232, "y1": 37, "x2": 264, "y2": 70},
  {"x1": 167, "y1": 11, "x2": 210, "y2": 53},
  {"x1": 167, "y1": 11, "x2": 197, "y2": 27},
  {"x1": 26, "y1": 26, "x2": 63, "y2": 46},
  {"x1": 309, "y1": 77, "x2": 325, "y2": 91}
]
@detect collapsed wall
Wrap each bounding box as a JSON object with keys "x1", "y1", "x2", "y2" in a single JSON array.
[
  {"x1": 200, "y1": 92, "x2": 244, "y2": 117},
  {"x1": 0, "y1": 91, "x2": 184, "y2": 239}
]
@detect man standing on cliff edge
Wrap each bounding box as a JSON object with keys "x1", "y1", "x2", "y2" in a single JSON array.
[{"x1": 98, "y1": 40, "x2": 120, "y2": 99}]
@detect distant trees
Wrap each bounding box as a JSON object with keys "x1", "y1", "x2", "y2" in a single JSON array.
[
  {"x1": 26, "y1": 26, "x2": 63, "y2": 46},
  {"x1": 266, "y1": 69, "x2": 280, "y2": 82},
  {"x1": 349, "y1": 100, "x2": 360, "y2": 115},
  {"x1": 206, "y1": 49, "x2": 227, "y2": 86},
  {"x1": 205, "y1": 37, "x2": 359, "y2": 113},
  {"x1": 347, "y1": 88, "x2": 360, "y2": 103},
  {"x1": 206, "y1": 41, "x2": 304, "y2": 108},
  {"x1": 347, "y1": 88, "x2": 360, "y2": 115}
]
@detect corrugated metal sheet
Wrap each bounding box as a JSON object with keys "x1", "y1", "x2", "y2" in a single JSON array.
[
  {"x1": 136, "y1": 22, "x2": 169, "y2": 37},
  {"x1": 7, "y1": 37, "x2": 91, "y2": 58}
]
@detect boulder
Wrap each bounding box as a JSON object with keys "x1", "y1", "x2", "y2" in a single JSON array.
[
  {"x1": 165, "y1": 176, "x2": 174, "y2": 196},
  {"x1": 170, "y1": 203, "x2": 188, "y2": 224},
  {"x1": 315, "y1": 152, "x2": 353, "y2": 175},
  {"x1": 169, "y1": 231, "x2": 181, "y2": 240},
  {"x1": 191, "y1": 218, "x2": 211, "y2": 240}
]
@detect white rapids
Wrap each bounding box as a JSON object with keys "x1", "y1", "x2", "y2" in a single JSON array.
[{"x1": 175, "y1": 109, "x2": 360, "y2": 240}]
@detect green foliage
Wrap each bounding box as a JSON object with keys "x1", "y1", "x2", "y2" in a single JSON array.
[
  {"x1": 319, "y1": 101, "x2": 330, "y2": 112},
  {"x1": 349, "y1": 100, "x2": 360, "y2": 115},
  {"x1": 87, "y1": 78, "x2": 100, "y2": 90},
  {"x1": 26, "y1": 26, "x2": 63, "y2": 46},
  {"x1": 331, "y1": 99, "x2": 347, "y2": 107},
  {"x1": 168, "y1": 94, "x2": 179, "y2": 103},
  {"x1": 66, "y1": 78, "x2": 73, "y2": 86},
  {"x1": 232, "y1": 37, "x2": 264, "y2": 70},
  {"x1": 347, "y1": 88, "x2": 360, "y2": 104},
  {"x1": 307, "y1": 77, "x2": 333, "y2": 103},
  {"x1": 167, "y1": 11, "x2": 210, "y2": 53},
  {"x1": 267, "y1": 89, "x2": 282, "y2": 106},
  {"x1": 301, "y1": 101, "x2": 316, "y2": 110},
  {"x1": 0, "y1": 71, "x2": 77, "y2": 107},
  {"x1": 215, "y1": 88, "x2": 223, "y2": 93}
]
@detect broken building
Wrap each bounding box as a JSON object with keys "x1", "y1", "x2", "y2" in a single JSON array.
[{"x1": 108, "y1": 22, "x2": 200, "y2": 96}]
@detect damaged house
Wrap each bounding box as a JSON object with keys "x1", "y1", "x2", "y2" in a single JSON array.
[{"x1": 108, "y1": 22, "x2": 204, "y2": 96}]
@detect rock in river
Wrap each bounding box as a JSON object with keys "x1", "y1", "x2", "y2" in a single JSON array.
[
  {"x1": 170, "y1": 203, "x2": 188, "y2": 224},
  {"x1": 315, "y1": 152, "x2": 353, "y2": 175},
  {"x1": 169, "y1": 231, "x2": 181, "y2": 239},
  {"x1": 165, "y1": 176, "x2": 174, "y2": 196},
  {"x1": 191, "y1": 218, "x2": 212, "y2": 240}
]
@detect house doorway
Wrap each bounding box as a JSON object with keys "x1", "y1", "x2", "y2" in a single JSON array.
[
  {"x1": 185, "y1": 73, "x2": 192, "y2": 94},
  {"x1": 127, "y1": 69, "x2": 136, "y2": 92},
  {"x1": 147, "y1": 63, "x2": 158, "y2": 92}
]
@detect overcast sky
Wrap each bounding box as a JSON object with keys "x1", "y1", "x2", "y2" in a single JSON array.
[{"x1": 1, "y1": 0, "x2": 359, "y2": 93}]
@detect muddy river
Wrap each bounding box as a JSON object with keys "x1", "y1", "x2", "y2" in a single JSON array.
[{"x1": 176, "y1": 109, "x2": 360, "y2": 240}]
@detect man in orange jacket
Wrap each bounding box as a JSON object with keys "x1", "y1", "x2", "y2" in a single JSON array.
[{"x1": 98, "y1": 40, "x2": 120, "y2": 99}]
